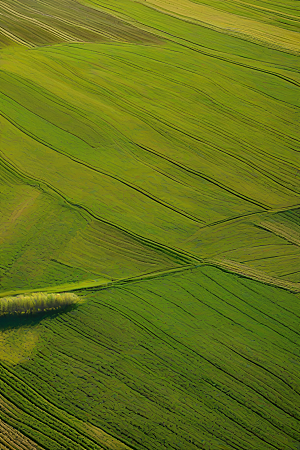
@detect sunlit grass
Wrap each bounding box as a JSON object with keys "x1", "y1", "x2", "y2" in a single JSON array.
[{"x1": 0, "y1": 292, "x2": 80, "y2": 315}]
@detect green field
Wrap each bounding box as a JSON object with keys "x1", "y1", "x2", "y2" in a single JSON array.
[{"x1": 0, "y1": 0, "x2": 299, "y2": 448}]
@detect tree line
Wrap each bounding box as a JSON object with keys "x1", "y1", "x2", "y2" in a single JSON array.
[{"x1": 0, "y1": 292, "x2": 79, "y2": 315}]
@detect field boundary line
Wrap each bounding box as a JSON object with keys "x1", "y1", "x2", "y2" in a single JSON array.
[
  {"x1": 0, "y1": 96, "x2": 206, "y2": 225},
  {"x1": 204, "y1": 259, "x2": 300, "y2": 293},
  {"x1": 2, "y1": 258, "x2": 300, "y2": 299},
  {"x1": 0, "y1": 26, "x2": 33, "y2": 47},
  {"x1": 0, "y1": 152, "x2": 197, "y2": 264},
  {"x1": 0, "y1": 417, "x2": 43, "y2": 450},
  {"x1": 256, "y1": 222, "x2": 300, "y2": 247},
  {"x1": 135, "y1": 0, "x2": 300, "y2": 54},
  {"x1": 0, "y1": 264, "x2": 198, "y2": 299},
  {"x1": 0, "y1": 1, "x2": 80, "y2": 43}
]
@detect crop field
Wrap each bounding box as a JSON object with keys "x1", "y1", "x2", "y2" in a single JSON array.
[{"x1": 0, "y1": 0, "x2": 299, "y2": 448}]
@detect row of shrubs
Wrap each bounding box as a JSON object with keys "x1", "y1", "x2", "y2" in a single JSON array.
[{"x1": 0, "y1": 292, "x2": 79, "y2": 315}]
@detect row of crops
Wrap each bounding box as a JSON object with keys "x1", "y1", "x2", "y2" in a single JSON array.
[
  {"x1": 0, "y1": 0, "x2": 299, "y2": 448},
  {"x1": 1, "y1": 38, "x2": 300, "y2": 292},
  {"x1": 1, "y1": 266, "x2": 300, "y2": 449}
]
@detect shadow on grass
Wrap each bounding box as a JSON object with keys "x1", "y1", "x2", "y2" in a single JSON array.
[{"x1": 0, "y1": 304, "x2": 79, "y2": 332}]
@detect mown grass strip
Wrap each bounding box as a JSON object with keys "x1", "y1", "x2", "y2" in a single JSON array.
[
  {"x1": 0, "y1": 265, "x2": 195, "y2": 302},
  {"x1": 137, "y1": 0, "x2": 300, "y2": 53},
  {"x1": 0, "y1": 279, "x2": 112, "y2": 300}
]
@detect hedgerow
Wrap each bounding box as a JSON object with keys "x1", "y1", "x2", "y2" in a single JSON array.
[{"x1": 0, "y1": 292, "x2": 79, "y2": 315}]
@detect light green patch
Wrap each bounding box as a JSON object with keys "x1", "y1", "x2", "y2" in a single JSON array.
[{"x1": 0, "y1": 327, "x2": 39, "y2": 365}]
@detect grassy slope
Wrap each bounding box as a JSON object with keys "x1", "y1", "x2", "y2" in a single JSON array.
[
  {"x1": 0, "y1": 161, "x2": 182, "y2": 293},
  {"x1": 1, "y1": 37, "x2": 300, "y2": 285},
  {"x1": 1, "y1": 267, "x2": 300, "y2": 449},
  {"x1": 0, "y1": 0, "x2": 299, "y2": 448}
]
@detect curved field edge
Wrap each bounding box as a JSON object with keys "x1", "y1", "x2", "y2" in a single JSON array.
[
  {"x1": 204, "y1": 260, "x2": 300, "y2": 293},
  {"x1": 134, "y1": 0, "x2": 300, "y2": 54},
  {"x1": 2, "y1": 260, "x2": 300, "y2": 301},
  {"x1": 1, "y1": 148, "x2": 300, "y2": 294},
  {"x1": 0, "y1": 1, "x2": 299, "y2": 449},
  {"x1": 3, "y1": 41, "x2": 298, "y2": 288},
  {"x1": 0, "y1": 157, "x2": 190, "y2": 294},
  {"x1": 0, "y1": 265, "x2": 299, "y2": 450},
  {"x1": 0, "y1": 0, "x2": 162, "y2": 48}
]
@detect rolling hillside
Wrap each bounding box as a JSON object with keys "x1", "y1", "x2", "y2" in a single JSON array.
[{"x1": 0, "y1": 0, "x2": 299, "y2": 448}]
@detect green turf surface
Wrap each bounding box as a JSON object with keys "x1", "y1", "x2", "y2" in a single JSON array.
[
  {"x1": 0, "y1": 0, "x2": 299, "y2": 448},
  {"x1": 0, "y1": 160, "x2": 183, "y2": 293},
  {"x1": 1, "y1": 37, "x2": 299, "y2": 288},
  {"x1": 1, "y1": 266, "x2": 300, "y2": 449}
]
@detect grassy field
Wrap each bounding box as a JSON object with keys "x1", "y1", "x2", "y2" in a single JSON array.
[
  {"x1": 1, "y1": 267, "x2": 300, "y2": 449},
  {"x1": 0, "y1": 0, "x2": 299, "y2": 448}
]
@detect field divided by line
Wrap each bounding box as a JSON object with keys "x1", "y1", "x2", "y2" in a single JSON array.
[
  {"x1": 0, "y1": 266, "x2": 299, "y2": 449},
  {"x1": 0, "y1": 0, "x2": 300, "y2": 448},
  {"x1": 177, "y1": 0, "x2": 300, "y2": 33},
  {"x1": 0, "y1": 0, "x2": 161, "y2": 47},
  {"x1": 135, "y1": 0, "x2": 300, "y2": 53},
  {"x1": 1, "y1": 35, "x2": 300, "y2": 285},
  {"x1": 0, "y1": 417, "x2": 43, "y2": 450},
  {"x1": 0, "y1": 160, "x2": 184, "y2": 294}
]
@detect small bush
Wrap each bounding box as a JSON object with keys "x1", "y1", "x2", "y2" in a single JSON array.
[{"x1": 0, "y1": 292, "x2": 80, "y2": 316}]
